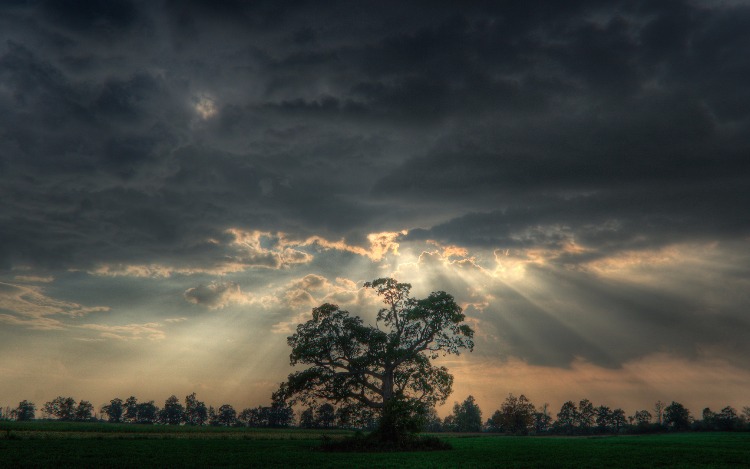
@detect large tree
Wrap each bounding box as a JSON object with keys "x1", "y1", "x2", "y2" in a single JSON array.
[{"x1": 275, "y1": 278, "x2": 474, "y2": 442}]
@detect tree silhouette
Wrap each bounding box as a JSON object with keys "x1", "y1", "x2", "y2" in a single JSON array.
[
  {"x1": 275, "y1": 278, "x2": 474, "y2": 442},
  {"x1": 577, "y1": 399, "x2": 595, "y2": 431},
  {"x1": 216, "y1": 404, "x2": 237, "y2": 426},
  {"x1": 184, "y1": 393, "x2": 208, "y2": 426},
  {"x1": 533, "y1": 403, "x2": 553, "y2": 434},
  {"x1": 664, "y1": 401, "x2": 691, "y2": 430},
  {"x1": 43, "y1": 396, "x2": 76, "y2": 421},
  {"x1": 611, "y1": 408, "x2": 627, "y2": 433},
  {"x1": 716, "y1": 406, "x2": 739, "y2": 431},
  {"x1": 451, "y1": 395, "x2": 483, "y2": 432},
  {"x1": 498, "y1": 394, "x2": 535, "y2": 435},
  {"x1": 556, "y1": 401, "x2": 578, "y2": 434},
  {"x1": 299, "y1": 407, "x2": 315, "y2": 428},
  {"x1": 101, "y1": 398, "x2": 124, "y2": 423},
  {"x1": 316, "y1": 403, "x2": 336, "y2": 428},
  {"x1": 595, "y1": 405, "x2": 612, "y2": 433},
  {"x1": 239, "y1": 403, "x2": 294, "y2": 428},
  {"x1": 75, "y1": 400, "x2": 94, "y2": 422},
  {"x1": 633, "y1": 409, "x2": 652, "y2": 427},
  {"x1": 16, "y1": 400, "x2": 35, "y2": 421},
  {"x1": 160, "y1": 395, "x2": 184, "y2": 425},
  {"x1": 135, "y1": 401, "x2": 158, "y2": 424},
  {"x1": 654, "y1": 400, "x2": 666, "y2": 426},
  {"x1": 124, "y1": 396, "x2": 138, "y2": 423}
]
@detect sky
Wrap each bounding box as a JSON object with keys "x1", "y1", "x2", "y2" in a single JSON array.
[{"x1": 1, "y1": 0, "x2": 749, "y2": 418}]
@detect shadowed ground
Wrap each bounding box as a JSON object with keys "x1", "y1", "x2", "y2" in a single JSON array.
[{"x1": 1, "y1": 423, "x2": 749, "y2": 468}]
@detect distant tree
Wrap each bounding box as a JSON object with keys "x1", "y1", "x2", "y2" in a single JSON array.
[
  {"x1": 75, "y1": 400, "x2": 94, "y2": 422},
  {"x1": 611, "y1": 408, "x2": 627, "y2": 433},
  {"x1": 422, "y1": 407, "x2": 443, "y2": 432},
  {"x1": 442, "y1": 414, "x2": 457, "y2": 432},
  {"x1": 533, "y1": 403, "x2": 553, "y2": 434},
  {"x1": 556, "y1": 401, "x2": 578, "y2": 433},
  {"x1": 299, "y1": 407, "x2": 315, "y2": 428},
  {"x1": 654, "y1": 400, "x2": 665, "y2": 426},
  {"x1": 485, "y1": 410, "x2": 504, "y2": 433},
  {"x1": 576, "y1": 399, "x2": 595, "y2": 431},
  {"x1": 135, "y1": 401, "x2": 158, "y2": 424},
  {"x1": 271, "y1": 402, "x2": 295, "y2": 427},
  {"x1": 335, "y1": 404, "x2": 356, "y2": 429},
  {"x1": 701, "y1": 407, "x2": 716, "y2": 430},
  {"x1": 159, "y1": 395, "x2": 184, "y2": 425},
  {"x1": 664, "y1": 401, "x2": 691, "y2": 431},
  {"x1": 451, "y1": 395, "x2": 482, "y2": 432},
  {"x1": 498, "y1": 394, "x2": 535, "y2": 435},
  {"x1": 716, "y1": 406, "x2": 739, "y2": 431},
  {"x1": 274, "y1": 278, "x2": 474, "y2": 443},
  {"x1": 208, "y1": 406, "x2": 218, "y2": 426},
  {"x1": 237, "y1": 408, "x2": 255, "y2": 427},
  {"x1": 216, "y1": 404, "x2": 237, "y2": 426},
  {"x1": 239, "y1": 403, "x2": 294, "y2": 428},
  {"x1": 43, "y1": 396, "x2": 77, "y2": 421},
  {"x1": 634, "y1": 409, "x2": 651, "y2": 425},
  {"x1": 595, "y1": 405, "x2": 612, "y2": 433},
  {"x1": 184, "y1": 393, "x2": 208, "y2": 426},
  {"x1": 124, "y1": 396, "x2": 139, "y2": 423},
  {"x1": 101, "y1": 398, "x2": 124, "y2": 423},
  {"x1": 316, "y1": 403, "x2": 336, "y2": 429},
  {"x1": 633, "y1": 410, "x2": 652, "y2": 426},
  {"x1": 16, "y1": 400, "x2": 35, "y2": 421}
]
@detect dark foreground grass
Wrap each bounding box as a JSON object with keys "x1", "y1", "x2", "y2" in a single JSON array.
[{"x1": 1, "y1": 423, "x2": 749, "y2": 468}]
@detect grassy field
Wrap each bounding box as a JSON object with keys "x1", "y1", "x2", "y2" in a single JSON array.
[{"x1": 1, "y1": 422, "x2": 749, "y2": 468}]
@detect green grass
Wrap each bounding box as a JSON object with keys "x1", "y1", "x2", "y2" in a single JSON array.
[{"x1": 1, "y1": 423, "x2": 749, "y2": 468}]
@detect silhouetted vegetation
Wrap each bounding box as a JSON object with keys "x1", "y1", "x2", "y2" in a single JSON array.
[
  {"x1": 444, "y1": 395, "x2": 483, "y2": 432},
  {"x1": 274, "y1": 278, "x2": 474, "y2": 447},
  {"x1": 2, "y1": 393, "x2": 750, "y2": 442}
]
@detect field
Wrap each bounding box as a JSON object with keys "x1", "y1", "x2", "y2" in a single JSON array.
[{"x1": 1, "y1": 422, "x2": 749, "y2": 468}]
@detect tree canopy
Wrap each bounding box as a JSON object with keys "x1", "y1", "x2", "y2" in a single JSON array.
[{"x1": 275, "y1": 278, "x2": 474, "y2": 441}]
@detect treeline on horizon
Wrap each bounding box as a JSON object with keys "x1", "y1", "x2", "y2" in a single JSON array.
[{"x1": 3, "y1": 393, "x2": 750, "y2": 435}]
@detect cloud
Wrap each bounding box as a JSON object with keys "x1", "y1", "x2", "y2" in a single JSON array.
[
  {"x1": 290, "y1": 273, "x2": 329, "y2": 291},
  {"x1": 268, "y1": 274, "x2": 373, "y2": 333},
  {"x1": 0, "y1": 282, "x2": 109, "y2": 330},
  {"x1": 13, "y1": 275, "x2": 55, "y2": 283},
  {"x1": 78, "y1": 322, "x2": 166, "y2": 341},
  {"x1": 299, "y1": 231, "x2": 405, "y2": 261},
  {"x1": 164, "y1": 317, "x2": 188, "y2": 323},
  {"x1": 184, "y1": 281, "x2": 251, "y2": 309}
]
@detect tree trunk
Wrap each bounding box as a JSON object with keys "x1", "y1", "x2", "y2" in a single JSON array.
[{"x1": 375, "y1": 368, "x2": 401, "y2": 442}]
